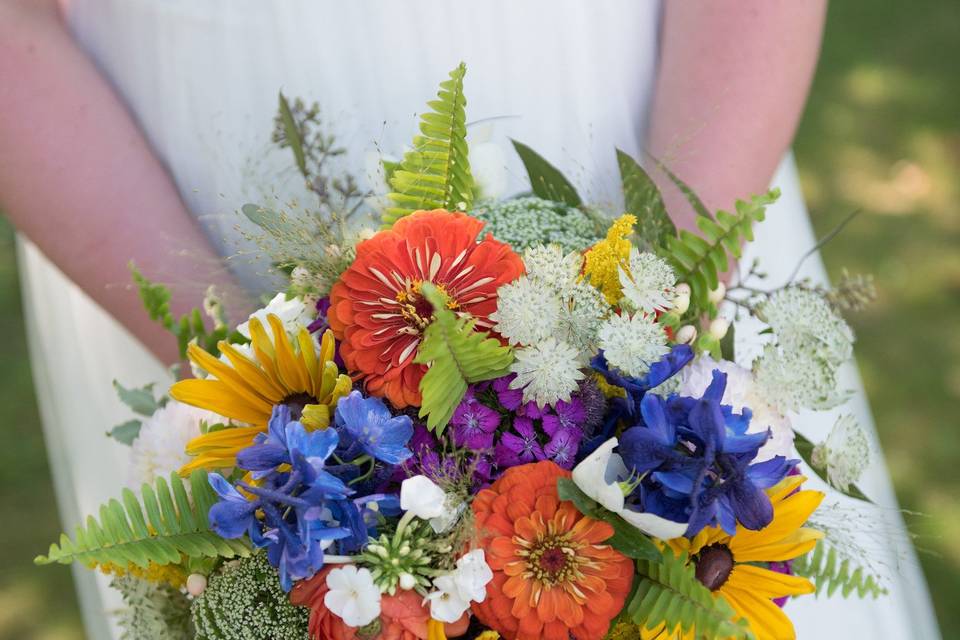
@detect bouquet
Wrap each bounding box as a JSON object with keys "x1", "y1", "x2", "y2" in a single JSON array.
[{"x1": 37, "y1": 63, "x2": 885, "y2": 640}]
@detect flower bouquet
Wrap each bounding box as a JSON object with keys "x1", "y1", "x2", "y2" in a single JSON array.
[{"x1": 37, "y1": 63, "x2": 885, "y2": 640}]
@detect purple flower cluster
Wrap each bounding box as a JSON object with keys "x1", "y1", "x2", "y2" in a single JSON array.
[{"x1": 449, "y1": 374, "x2": 591, "y2": 476}]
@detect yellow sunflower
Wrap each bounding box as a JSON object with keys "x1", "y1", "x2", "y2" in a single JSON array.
[
  {"x1": 641, "y1": 476, "x2": 824, "y2": 640},
  {"x1": 170, "y1": 314, "x2": 352, "y2": 472}
]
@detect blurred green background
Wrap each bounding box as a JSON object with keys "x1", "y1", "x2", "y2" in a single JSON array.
[{"x1": 1, "y1": 2, "x2": 958, "y2": 638}]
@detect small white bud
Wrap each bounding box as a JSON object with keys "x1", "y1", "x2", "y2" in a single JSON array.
[
  {"x1": 675, "y1": 325, "x2": 698, "y2": 344},
  {"x1": 708, "y1": 317, "x2": 730, "y2": 340},
  {"x1": 675, "y1": 283, "x2": 691, "y2": 297},
  {"x1": 674, "y1": 292, "x2": 691, "y2": 315},
  {"x1": 398, "y1": 572, "x2": 418, "y2": 591},
  {"x1": 186, "y1": 573, "x2": 207, "y2": 597},
  {"x1": 708, "y1": 282, "x2": 727, "y2": 305}
]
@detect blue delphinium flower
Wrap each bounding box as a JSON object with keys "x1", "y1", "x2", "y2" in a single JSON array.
[
  {"x1": 334, "y1": 390, "x2": 414, "y2": 465},
  {"x1": 209, "y1": 405, "x2": 400, "y2": 591},
  {"x1": 618, "y1": 369, "x2": 796, "y2": 537}
]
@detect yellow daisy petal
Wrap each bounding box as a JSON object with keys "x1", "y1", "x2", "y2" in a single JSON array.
[
  {"x1": 730, "y1": 490, "x2": 824, "y2": 555},
  {"x1": 732, "y1": 528, "x2": 823, "y2": 563},
  {"x1": 721, "y1": 588, "x2": 797, "y2": 640},
  {"x1": 170, "y1": 379, "x2": 270, "y2": 425},
  {"x1": 185, "y1": 343, "x2": 272, "y2": 407},
  {"x1": 268, "y1": 314, "x2": 309, "y2": 392},
  {"x1": 219, "y1": 341, "x2": 287, "y2": 401},
  {"x1": 725, "y1": 564, "x2": 815, "y2": 600}
]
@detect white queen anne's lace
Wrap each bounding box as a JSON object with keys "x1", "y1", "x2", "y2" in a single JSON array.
[
  {"x1": 490, "y1": 277, "x2": 562, "y2": 346},
  {"x1": 522, "y1": 244, "x2": 582, "y2": 293},
  {"x1": 760, "y1": 287, "x2": 854, "y2": 365},
  {"x1": 812, "y1": 414, "x2": 871, "y2": 490},
  {"x1": 597, "y1": 312, "x2": 669, "y2": 378}
]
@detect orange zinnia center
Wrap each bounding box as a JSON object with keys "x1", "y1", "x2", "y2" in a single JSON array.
[{"x1": 394, "y1": 280, "x2": 459, "y2": 333}]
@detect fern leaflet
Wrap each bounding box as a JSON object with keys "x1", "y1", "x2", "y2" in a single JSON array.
[
  {"x1": 414, "y1": 283, "x2": 514, "y2": 433},
  {"x1": 36, "y1": 470, "x2": 249, "y2": 570},
  {"x1": 384, "y1": 62, "x2": 474, "y2": 227},
  {"x1": 629, "y1": 550, "x2": 754, "y2": 640},
  {"x1": 663, "y1": 189, "x2": 779, "y2": 312},
  {"x1": 792, "y1": 542, "x2": 886, "y2": 599}
]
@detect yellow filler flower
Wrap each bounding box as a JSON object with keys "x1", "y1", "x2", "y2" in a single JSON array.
[
  {"x1": 582, "y1": 213, "x2": 636, "y2": 304},
  {"x1": 642, "y1": 476, "x2": 824, "y2": 640},
  {"x1": 170, "y1": 314, "x2": 352, "y2": 473}
]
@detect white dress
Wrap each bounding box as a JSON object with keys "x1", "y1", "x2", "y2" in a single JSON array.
[{"x1": 19, "y1": 1, "x2": 939, "y2": 638}]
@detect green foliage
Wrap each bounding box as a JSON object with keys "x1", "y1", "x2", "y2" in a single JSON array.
[
  {"x1": 112, "y1": 574, "x2": 193, "y2": 640},
  {"x1": 794, "y1": 430, "x2": 873, "y2": 502},
  {"x1": 108, "y1": 419, "x2": 145, "y2": 446},
  {"x1": 130, "y1": 264, "x2": 241, "y2": 360},
  {"x1": 664, "y1": 190, "x2": 779, "y2": 314},
  {"x1": 629, "y1": 550, "x2": 754, "y2": 640},
  {"x1": 414, "y1": 283, "x2": 514, "y2": 433},
  {"x1": 617, "y1": 149, "x2": 676, "y2": 249},
  {"x1": 384, "y1": 62, "x2": 475, "y2": 227},
  {"x1": 792, "y1": 542, "x2": 887, "y2": 599},
  {"x1": 191, "y1": 553, "x2": 309, "y2": 640},
  {"x1": 656, "y1": 160, "x2": 713, "y2": 221},
  {"x1": 556, "y1": 478, "x2": 660, "y2": 562},
  {"x1": 107, "y1": 380, "x2": 168, "y2": 445},
  {"x1": 35, "y1": 470, "x2": 250, "y2": 569},
  {"x1": 511, "y1": 140, "x2": 583, "y2": 207},
  {"x1": 277, "y1": 93, "x2": 308, "y2": 176}
]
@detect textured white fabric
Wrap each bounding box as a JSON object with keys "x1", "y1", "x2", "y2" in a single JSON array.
[{"x1": 18, "y1": 1, "x2": 939, "y2": 638}]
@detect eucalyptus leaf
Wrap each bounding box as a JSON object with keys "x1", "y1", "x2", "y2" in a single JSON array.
[{"x1": 511, "y1": 139, "x2": 582, "y2": 207}]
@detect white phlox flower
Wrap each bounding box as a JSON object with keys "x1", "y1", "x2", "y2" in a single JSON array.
[
  {"x1": 324, "y1": 565, "x2": 381, "y2": 627},
  {"x1": 399, "y1": 475, "x2": 448, "y2": 521},
  {"x1": 424, "y1": 550, "x2": 494, "y2": 623},
  {"x1": 509, "y1": 337, "x2": 585, "y2": 407},
  {"x1": 618, "y1": 249, "x2": 676, "y2": 313},
  {"x1": 597, "y1": 312, "x2": 669, "y2": 379},
  {"x1": 237, "y1": 293, "x2": 314, "y2": 339}
]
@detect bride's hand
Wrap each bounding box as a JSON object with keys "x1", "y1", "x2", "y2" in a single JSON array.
[
  {"x1": 0, "y1": 0, "x2": 253, "y2": 363},
  {"x1": 649, "y1": 0, "x2": 828, "y2": 236}
]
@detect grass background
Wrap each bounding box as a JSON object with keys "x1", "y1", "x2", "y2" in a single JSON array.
[{"x1": 1, "y1": 2, "x2": 957, "y2": 638}]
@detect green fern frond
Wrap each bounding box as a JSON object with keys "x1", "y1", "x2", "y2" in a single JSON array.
[
  {"x1": 664, "y1": 189, "x2": 779, "y2": 313},
  {"x1": 792, "y1": 542, "x2": 887, "y2": 599},
  {"x1": 383, "y1": 63, "x2": 474, "y2": 228},
  {"x1": 414, "y1": 283, "x2": 514, "y2": 433},
  {"x1": 629, "y1": 551, "x2": 754, "y2": 640},
  {"x1": 35, "y1": 471, "x2": 250, "y2": 570}
]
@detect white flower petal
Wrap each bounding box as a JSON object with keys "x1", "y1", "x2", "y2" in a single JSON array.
[{"x1": 400, "y1": 475, "x2": 448, "y2": 520}]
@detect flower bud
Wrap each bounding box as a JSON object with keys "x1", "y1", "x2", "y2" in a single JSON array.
[
  {"x1": 674, "y1": 292, "x2": 690, "y2": 315},
  {"x1": 708, "y1": 282, "x2": 727, "y2": 305},
  {"x1": 186, "y1": 573, "x2": 207, "y2": 597},
  {"x1": 398, "y1": 572, "x2": 418, "y2": 591},
  {"x1": 708, "y1": 317, "x2": 730, "y2": 340},
  {"x1": 675, "y1": 325, "x2": 698, "y2": 344},
  {"x1": 675, "y1": 283, "x2": 691, "y2": 297}
]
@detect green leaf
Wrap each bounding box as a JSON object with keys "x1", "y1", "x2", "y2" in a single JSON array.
[
  {"x1": 663, "y1": 190, "x2": 779, "y2": 315},
  {"x1": 241, "y1": 202, "x2": 302, "y2": 240},
  {"x1": 511, "y1": 140, "x2": 582, "y2": 207},
  {"x1": 719, "y1": 320, "x2": 736, "y2": 362},
  {"x1": 630, "y1": 548, "x2": 754, "y2": 640},
  {"x1": 655, "y1": 160, "x2": 713, "y2": 221},
  {"x1": 384, "y1": 62, "x2": 475, "y2": 227},
  {"x1": 556, "y1": 478, "x2": 660, "y2": 562},
  {"x1": 414, "y1": 283, "x2": 513, "y2": 433},
  {"x1": 792, "y1": 542, "x2": 886, "y2": 599},
  {"x1": 278, "y1": 91, "x2": 307, "y2": 177},
  {"x1": 130, "y1": 263, "x2": 174, "y2": 331},
  {"x1": 113, "y1": 380, "x2": 159, "y2": 417},
  {"x1": 107, "y1": 419, "x2": 143, "y2": 446},
  {"x1": 35, "y1": 470, "x2": 250, "y2": 569},
  {"x1": 617, "y1": 149, "x2": 675, "y2": 249},
  {"x1": 793, "y1": 431, "x2": 873, "y2": 503}
]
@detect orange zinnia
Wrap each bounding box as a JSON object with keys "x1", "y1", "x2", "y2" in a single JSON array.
[
  {"x1": 328, "y1": 210, "x2": 523, "y2": 408},
  {"x1": 472, "y1": 461, "x2": 634, "y2": 640}
]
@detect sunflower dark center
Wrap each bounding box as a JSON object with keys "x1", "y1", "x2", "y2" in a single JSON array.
[
  {"x1": 282, "y1": 393, "x2": 317, "y2": 420},
  {"x1": 694, "y1": 543, "x2": 735, "y2": 591}
]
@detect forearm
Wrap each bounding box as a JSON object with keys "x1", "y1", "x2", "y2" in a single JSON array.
[
  {"x1": 0, "y1": 1, "x2": 252, "y2": 363},
  {"x1": 649, "y1": 0, "x2": 827, "y2": 231}
]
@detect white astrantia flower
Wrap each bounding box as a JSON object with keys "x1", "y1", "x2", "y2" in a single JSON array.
[
  {"x1": 753, "y1": 344, "x2": 850, "y2": 412},
  {"x1": 237, "y1": 292, "x2": 314, "y2": 339},
  {"x1": 128, "y1": 401, "x2": 224, "y2": 488},
  {"x1": 324, "y1": 565, "x2": 381, "y2": 627},
  {"x1": 399, "y1": 475, "x2": 448, "y2": 520},
  {"x1": 812, "y1": 414, "x2": 871, "y2": 491},
  {"x1": 557, "y1": 281, "x2": 610, "y2": 355},
  {"x1": 572, "y1": 438, "x2": 687, "y2": 539},
  {"x1": 510, "y1": 337, "x2": 585, "y2": 407},
  {"x1": 521, "y1": 244, "x2": 582, "y2": 293},
  {"x1": 597, "y1": 312, "x2": 669, "y2": 379},
  {"x1": 490, "y1": 276, "x2": 562, "y2": 346},
  {"x1": 619, "y1": 249, "x2": 676, "y2": 313},
  {"x1": 760, "y1": 287, "x2": 854, "y2": 365},
  {"x1": 424, "y1": 550, "x2": 493, "y2": 623},
  {"x1": 678, "y1": 356, "x2": 795, "y2": 462}
]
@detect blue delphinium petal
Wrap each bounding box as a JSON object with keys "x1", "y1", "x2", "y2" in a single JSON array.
[{"x1": 335, "y1": 390, "x2": 414, "y2": 464}]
